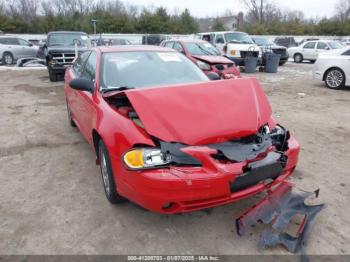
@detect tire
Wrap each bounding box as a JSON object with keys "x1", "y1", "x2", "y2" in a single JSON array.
[
  {"x1": 324, "y1": 68, "x2": 345, "y2": 90},
  {"x1": 2, "y1": 52, "x2": 14, "y2": 65},
  {"x1": 98, "y1": 140, "x2": 126, "y2": 204},
  {"x1": 310, "y1": 60, "x2": 316, "y2": 64},
  {"x1": 279, "y1": 61, "x2": 287, "y2": 66},
  {"x1": 49, "y1": 69, "x2": 58, "y2": 82},
  {"x1": 294, "y1": 53, "x2": 303, "y2": 63},
  {"x1": 66, "y1": 102, "x2": 76, "y2": 127}
]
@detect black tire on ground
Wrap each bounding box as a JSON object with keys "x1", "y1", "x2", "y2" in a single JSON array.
[
  {"x1": 310, "y1": 60, "x2": 316, "y2": 64},
  {"x1": 2, "y1": 52, "x2": 14, "y2": 65},
  {"x1": 279, "y1": 61, "x2": 287, "y2": 66},
  {"x1": 324, "y1": 68, "x2": 345, "y2": 90},
  {"x1": 98, "y1": 139, "x2": 126, "y2": 204},
  {"x1": 66, "y1": 102, "x2": 76, "y2": 127},
  {"x1": 294, "y1": 53, "x2": 303, "y2": 63},
  {"x1": 48, "y1": 69, "x2": 58, "y2": 82}
]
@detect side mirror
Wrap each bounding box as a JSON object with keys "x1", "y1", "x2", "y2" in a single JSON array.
[
  {"x1": 325, "y1": 46, "x2": 330, "y2": 50},
  {"x1": 207, "y1": 72, "x2": 221, "y2": 81},
  {"x1": 69, "y1": 78, "x2": 94, "y2": 92}
]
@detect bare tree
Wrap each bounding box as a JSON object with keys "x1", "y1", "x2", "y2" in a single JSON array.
[
  {"x1": 242, "y1": 0, "x2": 265, "y2": 23},
  {"x1": 335, "y1": 0, "x2": 350, "y2": 21}
]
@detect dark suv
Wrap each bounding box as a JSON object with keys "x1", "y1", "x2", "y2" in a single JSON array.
[
  {"x1": 43, "y1": 31, "x2": 90, "y2": 81},
  {"x1": 274, "y1": 37, "x2": 298, "y2": 48}
]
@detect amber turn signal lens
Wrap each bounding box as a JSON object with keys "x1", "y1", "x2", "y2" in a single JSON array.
[{"x1": 123, "y1": 149, "x2": 144, "y2": 169}]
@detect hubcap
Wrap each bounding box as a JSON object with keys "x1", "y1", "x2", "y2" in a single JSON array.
[
  {"x1": 326, "y1": 70, "x2": 343, "y2": 88},
  {"x1": 100, "y1": 151, "x2": 110, "y2": 195},
  {"x1": 295, "y1": 55, "x2": 301, "y2": 62},
  {"x1": 4, "y1": 55, "x2": 12, "y2": 65}
]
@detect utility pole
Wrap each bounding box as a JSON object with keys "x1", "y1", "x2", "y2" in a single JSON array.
[
  {"x1": 260, "y1": 0, "x2": 263, "y2": 24},
  {"x1": 91, "y1": 19, "x2": 97, "y2": 36}
]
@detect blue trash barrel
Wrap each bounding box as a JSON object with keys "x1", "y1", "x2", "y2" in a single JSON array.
[
  {"x1": 264, "y1": 52, "x2": 281, "y2": 73},
  {"x1": 244, "y1": 56, "x2": 258, "y2": 73}
]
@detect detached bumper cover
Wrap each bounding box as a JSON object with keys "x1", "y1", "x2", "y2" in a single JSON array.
[{"x1": 236, "y1": 182, "x2": 325, "y2": 255}]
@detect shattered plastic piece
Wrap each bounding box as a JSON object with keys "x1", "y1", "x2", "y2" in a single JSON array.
[{"x1": 236, "y1": 182, "x2": 325, "y2": 256}]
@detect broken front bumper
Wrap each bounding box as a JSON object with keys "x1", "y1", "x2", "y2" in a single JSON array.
[
  {"x1": 120, "y1": 136, "x2": 300, "y2": 214},
  {"x1": 236, "y1": 182, "x2": 325, "y2": 255}
]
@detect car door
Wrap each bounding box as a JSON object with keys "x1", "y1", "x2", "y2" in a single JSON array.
[
  {"x1": 316, "y1": 41, "x2": 329, "y2": 57},
  {"x1": 17, "y1": 38, "x2": 37, "y2": 57},
  {"x1": 302, "y1": 42, "x2": 316, "y2": 60},
  {"x1": 74, "y1": 51, "x2": 97, "y2": 141},
  {"x1": 340, "y1": 49, "x2": 350, "y2": 84},
  {"x1": 4, "y1": 38, "x2": 23, "y2": 59},
  {"x1": 67, "y1": 51, "x2": 91, "y2": 129}
]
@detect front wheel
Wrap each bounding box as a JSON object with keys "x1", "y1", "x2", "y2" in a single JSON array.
[
  {"x1": 98, "y1": 140, "x2": 126, "y2": 204},
  {"x1": 325, "y1": 68, "x2": 345, "y2": 89},
  {"x1": 2, "y1": 52, "x2": 14, "y2": 65},
  {"x1": 294, "y1": 53, "x2": 303, "y2": 63},
  {"x1": 48, "y1": 69, "x2": 58, "y2": 82}
]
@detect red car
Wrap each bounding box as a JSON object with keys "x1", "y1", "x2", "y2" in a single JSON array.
[
  {"x1": 64, "y1": 46, "x2": 300, "y2": 214},
  {"x1": 160, "y1": 39, "x2": 241, "y2": 79}
]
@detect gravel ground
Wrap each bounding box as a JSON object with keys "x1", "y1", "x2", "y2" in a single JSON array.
[{"x1": 0, "y1": 63, "x2": 349, "y2": 255}]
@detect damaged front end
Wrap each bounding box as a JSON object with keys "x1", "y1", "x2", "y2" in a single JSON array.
[{"x1": 102, "y1": 79, "x2": 300, "y2": 213}]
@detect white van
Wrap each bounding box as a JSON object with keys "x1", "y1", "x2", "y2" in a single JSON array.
[{"x1": 196, "y1": 31, "x2": 262, "y2": 66}]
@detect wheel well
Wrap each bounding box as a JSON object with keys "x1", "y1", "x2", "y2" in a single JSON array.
[
  {"x1": 323, "y1": 67, "x2": 345, "y2": 81},
  {"x1": 2, "y1": 51, "x2": 13, "y2": 58},
  {"x1": 92, "y1": 129, "x2": 101, "y2": 158}
]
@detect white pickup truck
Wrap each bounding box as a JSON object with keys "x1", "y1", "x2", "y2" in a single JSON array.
[{"x1": 196, "y1": 31, "x2": 262, "y2": 66}]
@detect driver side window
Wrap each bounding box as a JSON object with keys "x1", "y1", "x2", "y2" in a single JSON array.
[
  {"x1": 82, "y1": 51, "x2": 97, "y2": 82},
  {"x1": 173, "y1": 42, "x2": 184, "y2": 53},
  {"x1": 303, "y1": 42, "x2": 316, "y2": 49},
  {"x1": 215, "y1": 34, "x2": 225, "y2": 44},
  {"x1": 73, "y1": 51, "x2": 91, "y2": 77}
]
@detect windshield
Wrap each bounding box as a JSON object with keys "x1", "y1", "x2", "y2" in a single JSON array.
[
  {"x1": 327, "y1": 41, "x2": 343, "y2": 49},
  {"x1": 185, "y1": 42, "x2": 220, "y2": 56},
  {"x1": 101, "y1": 51, "x2": 208, "y2": 89},
  {"x1": 225, "y1": 32, "x2": 254, "y2": 44},
  {"x1": 252, "y1": 37, "x2": 271, "y2": 46},
  {"x1": 48, "y1": 33, "x2": 89, "y2": 47}
]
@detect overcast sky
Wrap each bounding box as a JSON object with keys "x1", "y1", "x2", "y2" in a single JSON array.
[{"x1": 124, "y1": 0, "x2": 337, "y2": 19}]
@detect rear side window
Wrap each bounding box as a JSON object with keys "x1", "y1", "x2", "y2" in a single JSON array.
[
  {"x1": 82, "y1": 51, "x2": 97, "y2": 81},
  {"x1": 0, "y1": 38, "x2": 7, "y2": 44},
  {"x1": 73, "y1": 51, "x2": 91, "y2": 76},
  {"x1": 304, "y1": 42, "x2": 316, "y2": 49},
  {"x1": 317, "y1": 42, "x2": 328, "y2": 49}
]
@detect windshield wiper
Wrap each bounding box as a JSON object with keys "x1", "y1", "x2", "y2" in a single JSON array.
[
  {"x1": 196, "y1": 44, "x2": 215, "y2": 55},
  {"x1": 100, "y1": 86, "x2": 135, "y2": 93}
]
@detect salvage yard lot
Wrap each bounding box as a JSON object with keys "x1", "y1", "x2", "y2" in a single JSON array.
[{"x1": 0, "y1": 63, "x2": 349, "y2": 255}]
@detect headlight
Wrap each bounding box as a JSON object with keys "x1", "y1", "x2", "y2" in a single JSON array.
[
  {"x1": 123, "y1": 148, "x2": 171, "y2": 170},
  {"x1": 230, "y1": 50, "x2": 236, "y2": 55},
  {"x1": 197, "y1": 60, "x2": 211, "y2": 70}
]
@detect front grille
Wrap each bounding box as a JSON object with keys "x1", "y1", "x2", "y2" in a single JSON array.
[
  {"x1": 240, "y1": 51, "x2": 259, "y2": 58},
  {"x1": 215, "y1": 64, "x2": 225, "y2": 70},
  {"x1": 229, "y1": 152, "x2": 284, "y2": 192},
  {"x1": 272, "y1": 48, "x2": 287, "y2": 56},
  {"x1": 51, "y1": 52, "x2": 76, "y2": 64}
]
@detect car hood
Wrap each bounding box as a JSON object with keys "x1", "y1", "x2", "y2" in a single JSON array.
[
  {"x1": 192, "y1": 55, "x2": 233, "y2": 64},
  {"x1": 122, "y1": 78, "x2": 272, "y2": 145}
]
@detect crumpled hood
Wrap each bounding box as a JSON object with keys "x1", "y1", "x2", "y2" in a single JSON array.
[
  {"x1": 124, "y1": 78, "x2": 272, "y2": 145},
  {"x1": 192, "y1": 55, "x2": 233, "y2": 64}
]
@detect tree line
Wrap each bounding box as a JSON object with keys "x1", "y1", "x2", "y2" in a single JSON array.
[{"x1": 1, "y1": 0, "x2": 350, "y2": 36}]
